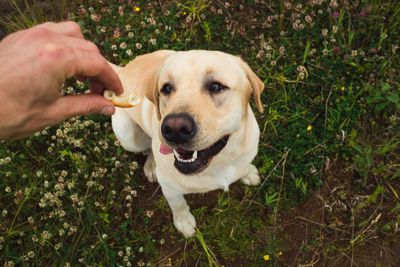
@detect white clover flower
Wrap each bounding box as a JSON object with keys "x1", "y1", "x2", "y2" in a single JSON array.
[
  {"x1": 27, "y1": 251, "x2": 35, "y2": 258},
  {"x1": 41, "y1": 231, "x2": 52, "y2": 240},
  {"x1": 59, "y1": 229, "x2": 65, "y2": 236},
  {"x1": 58, "y1": 210, "x2": 66, "y2": 217},
  {"x1": 71, "y1": 194, "x2": 79, "y2": 203},
  {"x1": 27, "y1": 217, "x2": 34, "y2": 224},
  {"x1": 145, "y1": 210, "x2": 154, "y2": 218}
]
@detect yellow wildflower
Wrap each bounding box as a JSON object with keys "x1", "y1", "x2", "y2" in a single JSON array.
[
  {"x1": 341, "y1": 86, "x2": 345, "y2": 91},
  {"x1": 307, "y1": 125, "x2": 312, "y2": 131},
  {"x1": 263, "y1": 254, "x2": 270, "y2": 261},
  {"x1": 135, "y1": 7, "x2": 140, "y2": 12}
]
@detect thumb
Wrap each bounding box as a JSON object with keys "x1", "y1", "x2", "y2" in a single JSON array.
[{"x1": 46, "y1": 93, "x2": 115, "y2": 123}]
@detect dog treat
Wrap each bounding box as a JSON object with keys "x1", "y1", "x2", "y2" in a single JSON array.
[{"x1": 103, "y1": 90, "x2": 141, "y2": 108}]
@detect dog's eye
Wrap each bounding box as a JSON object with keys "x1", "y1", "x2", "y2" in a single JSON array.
[
  {"x1": 161, "y1": 83, "x2": 173, "y2": 95},
  {"x1": 208, "y1": 82, "x2": 227, "y2": 94}
]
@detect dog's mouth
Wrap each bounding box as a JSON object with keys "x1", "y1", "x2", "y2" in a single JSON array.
[{"x1": 160, "y1": 135, "x2": 230, "y2": 175}]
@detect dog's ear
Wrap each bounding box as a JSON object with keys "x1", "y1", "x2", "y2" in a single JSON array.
[
  {"x1": 236, "y1": 57, "x2": 265, "y2": 113},
  {"x1": 122, "y1": 50, "x2": 175, "y2": 120},
  {"x1": 143, "y1": 50, "x2": 175, "y2": 120}
]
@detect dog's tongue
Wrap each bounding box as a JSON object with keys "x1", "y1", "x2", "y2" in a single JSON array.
[{"x1": 160, "y1": 143, "x2": 173, "y2": 155}]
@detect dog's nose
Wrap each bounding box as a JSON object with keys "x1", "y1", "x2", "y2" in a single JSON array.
[{"x1": 161, "y1": 113, "x2": 196, "y2": 144}]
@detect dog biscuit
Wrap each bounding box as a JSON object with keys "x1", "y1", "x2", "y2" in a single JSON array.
[{"x1": 103, "y1": 90, "x2": 141, "y2": 108}]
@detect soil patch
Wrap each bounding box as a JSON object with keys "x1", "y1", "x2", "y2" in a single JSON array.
[{"x1": 278, "y1": 161, "x2": 400, "y2": 266}]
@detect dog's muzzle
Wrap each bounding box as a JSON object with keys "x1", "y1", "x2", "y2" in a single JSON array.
[{"x1": 160, "y1": 113, "x2": 229, "y2": 175}]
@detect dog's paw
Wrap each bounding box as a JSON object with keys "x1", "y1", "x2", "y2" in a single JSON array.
[
  {"x1": 173, "y1": 210, "x2": 196, "y2": 238},
  {"x1": 241, "y1": 164, "x2": 261, "y2": 186},
  {"x1": 143, "y1": 153, "x2": 157, "y2": 183}
]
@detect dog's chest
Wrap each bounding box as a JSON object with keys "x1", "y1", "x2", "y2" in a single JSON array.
[{"x1": 156, "y1": 161, "x2": 238, "y2": 193}]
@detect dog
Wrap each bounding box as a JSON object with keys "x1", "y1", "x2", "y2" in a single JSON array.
[{"x1": 109, "y1": 50, "x2": 264, "y2": 237}]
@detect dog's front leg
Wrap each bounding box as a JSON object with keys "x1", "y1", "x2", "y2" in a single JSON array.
[
  {"x1": 240, "y1": 164, "x2": 261, "y2": 186},
  {"x1": 160, "y1": 185, "x2": 196, "y2": 238}
]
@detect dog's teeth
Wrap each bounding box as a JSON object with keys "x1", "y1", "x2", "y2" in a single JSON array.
[
  {"x1": 173, "y1": 149, "x2": 198, "y2": 163},
  {"x1": 173, "y1": 149, "x2": 181, "y2": 160}
]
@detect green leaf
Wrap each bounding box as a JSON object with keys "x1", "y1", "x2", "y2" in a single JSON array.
[
  {"x1": 382, "y1": 83, "x2": 391, "y2": 92},
  {"x1": 387, "y1": 93, "x2": 399, "y2": 103}
]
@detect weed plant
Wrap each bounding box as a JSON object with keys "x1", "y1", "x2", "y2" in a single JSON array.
[{"x1": 0, "y1": 0, "x2": 399, "y2": 266}]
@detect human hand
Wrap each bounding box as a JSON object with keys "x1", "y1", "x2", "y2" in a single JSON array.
[{"x1": 0, "y1": 21, "x2": 123, "y2": 140}]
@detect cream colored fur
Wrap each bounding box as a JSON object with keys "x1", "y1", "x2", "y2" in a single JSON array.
[{"x1": 110, "y1": 50, "x2": 264, "y2": 237}]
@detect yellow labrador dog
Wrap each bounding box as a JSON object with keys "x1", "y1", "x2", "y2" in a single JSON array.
[{"x1": 110, "y1": 50, "x2": 264, "y2": 237}]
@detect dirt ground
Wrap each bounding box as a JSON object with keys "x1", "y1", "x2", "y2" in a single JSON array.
[{"x1": 134, "y1": 154, "x2": 400, "y2": 266}]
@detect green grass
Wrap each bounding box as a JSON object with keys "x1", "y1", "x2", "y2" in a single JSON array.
[
  {"x1": 0, "y1": 0, "x2": 67, "y2": 34},
  {"x1": 1, "y1": 0, "x2": 400, "y2": 266}
]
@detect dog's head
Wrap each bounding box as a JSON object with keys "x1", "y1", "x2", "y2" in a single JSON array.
[{"x1": 145, "y1": 50, "x2": 264, "y2": 175}]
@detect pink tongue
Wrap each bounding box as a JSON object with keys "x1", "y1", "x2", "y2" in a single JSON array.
[{"x1": 160, "y1": 143, "x2": 173, "y2": 155}]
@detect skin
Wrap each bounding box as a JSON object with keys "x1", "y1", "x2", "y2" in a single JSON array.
[{"x1": 0, "y1": 21, "x2": 123, "y2": 140}]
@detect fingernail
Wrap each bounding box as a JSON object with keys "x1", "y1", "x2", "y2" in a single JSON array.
[{"x1": 100, "y1": 105, "x2": 115, "y2": 115}]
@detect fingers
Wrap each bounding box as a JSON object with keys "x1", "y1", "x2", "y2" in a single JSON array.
[
  {"x1": 36, "y1": 21, "x2": 84, "y2": 39},
  {"x1": 45, "y1": 94, "x2": 116, "y2": 125},
  {"x1": 65, "y1": 50, "x2": 124, "y2": 95},
  {"x1": 37, "y1": 21, "x2": 123, "y2": 95},
  {"x1": 88, "y1": 79, "x2": 105, "y2": 95},
  {"x1": 31, "y1": 22, "x2": 123, "y2": 96},
  {"x1": 63, "y1": 37, "x2": 100, "y2": 53}
]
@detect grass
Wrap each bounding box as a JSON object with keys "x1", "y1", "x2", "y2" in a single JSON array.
[
  {"x1": 0, "y1": 0, "x2": 67, "y2": 34},
  {"x1": 1, "y1": 0, "x2": 400, "y2": 266}
]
